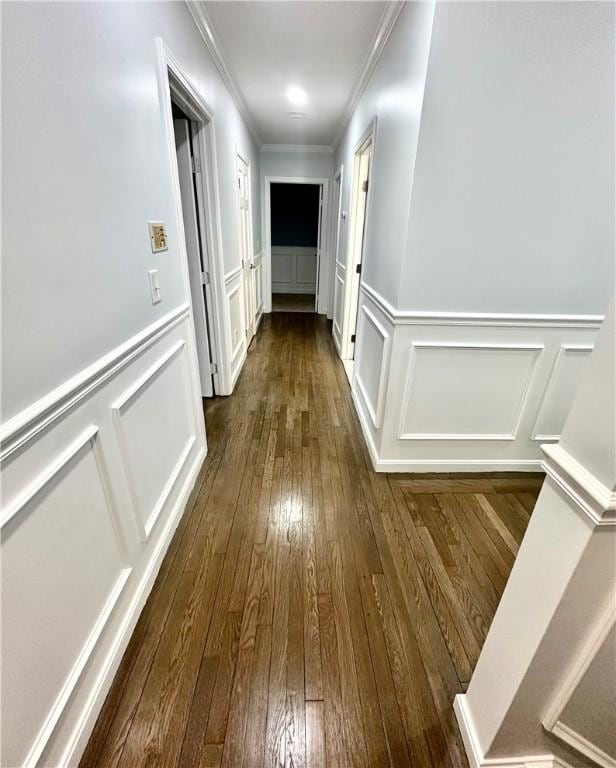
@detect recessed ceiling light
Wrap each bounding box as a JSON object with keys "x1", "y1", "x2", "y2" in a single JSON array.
[
  {"x1": 286, "y1": 85, "x2": 308, "y2": 107},
  {"x1": 288, "y1": 111, "x2": 305, "y2": 119}
]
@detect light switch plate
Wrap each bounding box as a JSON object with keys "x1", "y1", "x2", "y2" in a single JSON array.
[
  {"x1": 148, "y1": 221, "x2": 168, "y2": 253},
  {"x1": 148, "y1": 269, "x2": 161, "y2": 304}
]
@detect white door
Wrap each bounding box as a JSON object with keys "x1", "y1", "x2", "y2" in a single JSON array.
[
  {"x1": 237, "y1": 155, "x2": 256, "y2": 343},
  {"x1": 343, "y1": 142, "x2": 372, "y2": 361},
  {"x1": 174, "y1": 118, "x2": 214, "y2": 397},
  {"x1": 314, "y1": 185, "x2": 323, "y2": 312}
]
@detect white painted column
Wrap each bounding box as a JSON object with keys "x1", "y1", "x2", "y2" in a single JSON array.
[{"x1": 455, "y1": 300, "x2": 616, "y2": 767}]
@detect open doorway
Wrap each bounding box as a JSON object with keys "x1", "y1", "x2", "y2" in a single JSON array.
[
  {"x1": 157, "y1": 39, "x2": 232, "y2": 399},
  {"x1": 270, "y1": 183, "x2": 320, "y2": 313},
  {"x1": 338, "y1": 122, "x2": 374, "y2": 382},
  {"x1": 172, "y1": 103, "x2": 215, "y2": 396},
  {"x1": 264, "y1": 176, "x2": 328, "y2": 315}
]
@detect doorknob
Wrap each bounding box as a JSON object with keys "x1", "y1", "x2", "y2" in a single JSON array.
[{"x1": 250, "y1": 263, "x2": 256, "y2": 269}]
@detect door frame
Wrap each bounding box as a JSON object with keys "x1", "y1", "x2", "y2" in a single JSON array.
[
  {"x1": 156, "y1": 38, "x2": 232, "y2": 395},
  {"x1": 264, "y1": 176, "x2": 329, "y2": 314},
  {"x1": 329, "y1": 164, "x2": 344, "y2": 332},
  {"x1": 340, "y1": 119, "x2": 376, "y2": 363},
  {"x1": 235, "y1": 148, "x2": 256, "y2": 343}
]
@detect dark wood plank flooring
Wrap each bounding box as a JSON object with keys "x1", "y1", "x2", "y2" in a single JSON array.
[{"x1": 81, "y1": 313, "x2": 543, "y2": 768}]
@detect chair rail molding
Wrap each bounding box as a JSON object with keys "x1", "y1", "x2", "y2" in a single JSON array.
[
  {"x1": 0, "y1": 304, "x2": 191, "y2": 461},
  {"x1": 359, "y1": 283, "x2": 605, "y2": 329},
  {"x1": 542, "y1": 444, "x2": 616, "y2": 527}
]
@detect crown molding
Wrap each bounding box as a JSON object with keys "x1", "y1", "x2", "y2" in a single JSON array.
[
  {"x1": 260, "y1": 144, "x2": 334, "y2": 154},
  {"x1": 333, "y1": 0, "x2": 405, "y2": 147},
  {"x1": 185, "y1": 1, "x2": 262, "y2": 146}
]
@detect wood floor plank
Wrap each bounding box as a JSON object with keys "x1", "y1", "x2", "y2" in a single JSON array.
[{"x1": 82, "y1": 314, "x2": 541, "y2": 768}]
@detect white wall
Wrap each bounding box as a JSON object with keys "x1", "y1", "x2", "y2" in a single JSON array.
[
  {"x1": 1, "y1": 2, "x2": 259, "y2": 765},
  {"x1": 401, "y1": 1, "x2": 615, "y2": 315},
  {"x1": 335, "y1": 1, "x2": 614, "y2": 472},
  {"x1": 333, "y1": 1, "x2": 435, "y2": 309},
  {"x1": 2, "y1": 0, "x2": 261, "y2": 421},
  {"x1": 261, "y1": 147, "x2": 334, "y2": 313}
]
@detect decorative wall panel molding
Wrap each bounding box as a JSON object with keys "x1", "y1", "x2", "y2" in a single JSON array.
[
  {"x1": 255, "y1": 251, "x2": 264, "y2": 324},
  {"x1": 543, "y1": 606, "x2": 616, "y2": 767},
  {"x1": 226, "y1": 276, "x2": 247, "y2": 389},
  {"x1": 1, "y1": 310, "x2": 205, "y2": 767},
  {"x1": 355, "y1": 304, "x2": 391, "y2": 429},
  {"x1": 332, "y1": 266, "x2": 346, "y2": 352},
  {"x1": 398, "y1": 342, "x2": 542, "y2": 441},
  {"x1": 272, "y1": 246, "x2": 318, "y2": 294},
  {"x1": 532, "y1": 345, "x2": 593, "y2": 441},
  {"x1": 112, "y1": 340, "x2": 196, "y2": 540},
  {"x1": 360, "y1": 283, "x2": 605, "y2": 329},
  {"x1": 2, "y1": 427, "x2": 131, "y2": 768},
  {"x1": 542, "y1": 444, "x2": 616, "y2": 527}
]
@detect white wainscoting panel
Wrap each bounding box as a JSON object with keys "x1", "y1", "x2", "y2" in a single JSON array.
[
  {"x1": 350, "y1": 285, "x2": 601, "y2": 472},
  {"x1": 332, "y1": 264, "x2": 346, "y2": 353},
  {"x1": 272, "y1": 246, "x2": 317, "y2": 294},
  {"x1": 255, "y1": 251, "x2": 264, "y2": 325},
  {"x1": 112, "y1": 340, "x2": 195, "y2": 540},
  {"x1": 532, "y1": 345, "x2": 594, "y2": 442},
  {"x1": 398, "y1": 343, "x2": 542, "y2": 440},
  {"x1": 543, "y1": 606, "x2": 616, "y2": 768},
  {"x1": 2, "y1": 428, "x2": 131, "y2": 768},
  {"x1": 1, "y1": 307, "x2": 206, "y2": 767},
  {"x1": 226, "y1": 271, "x2": 247, "y2": 389},
  {"x1": 355, "y1": 304, "x2": 391, "y2": 429}
]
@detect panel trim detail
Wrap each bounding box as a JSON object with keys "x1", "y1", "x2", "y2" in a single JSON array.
[
  {"x1": 111, "y1": 340, "x2": 196, "y2": 540},
  {"x1": 542, "y1": 444, "x2": 616, "y2": 527},
  {"x1": 397, "y1": 342, "x2": 543, "y2": 441},
  {"x1": 1, "y1": 304, "x2": 190, "y2": 461},
  {"x1": 355, "y1": 304, "x2": 391, "y2": 429}
]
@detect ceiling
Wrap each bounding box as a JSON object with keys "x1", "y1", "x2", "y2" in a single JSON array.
[{"x1": 202, "y1": 1, "x2": 388, "y2": 146}]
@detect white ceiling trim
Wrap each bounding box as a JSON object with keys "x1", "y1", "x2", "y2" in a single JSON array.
[
  {"x1": 261, "y1": 144, "x2": 334, "y2": 154},
  {"x1": 333, "y1": 0, "x2": 405, "y2": 148},
  {"x1": 185, "y1": 1, "x2": 262, "y2": 145}
]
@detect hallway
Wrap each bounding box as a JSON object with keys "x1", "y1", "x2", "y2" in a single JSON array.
[{"x1": 81, "y1": 314, "x2": 541, "y2": 768}]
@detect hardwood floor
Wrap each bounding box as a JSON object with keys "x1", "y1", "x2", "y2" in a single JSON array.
[{"x1": 80, "y1": 313, "x2": 543, "y2": 768}]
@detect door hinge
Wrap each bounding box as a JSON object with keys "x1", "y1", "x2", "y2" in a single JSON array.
[
  {"x1": 191, "y1": 155, "x2": 201, "y2": 174},
  {"x1": 362, "y1": 179, "x2": 369, "y2": 193},
  {"x1": 351, "y1": 334, "x2": 356, "y2": 343},
  {"x1": 355, "y1": 263, "x2": 362, "y2": 275},
  {"x1": 210, "y1": 362, "x2": 218, "y2": 374},
  {"x1": 200, "y1": 271, "x2": 210, "y2": 285}
]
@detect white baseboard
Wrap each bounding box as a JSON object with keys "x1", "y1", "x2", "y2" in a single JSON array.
[
  {"x1": 61, "y1": 444, "x2": 206, "y2": 767},
  {"x1": 375, "y1": 458, "x2": 545, "y2": 473},
  {"x1": 454, "y1": 695, "x2": 562, "y2": 768}
]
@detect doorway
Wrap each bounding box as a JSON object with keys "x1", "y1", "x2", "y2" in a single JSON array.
[
  {"x1": 157, "y1": 39, "x2": 233, "y2": 398},
  {"x1": 173, "y1": 104, "x2": 215, "y2": 396},
  {"x1": 264, "y1": 176, "x2": 328, "y2": 315},
  {"x1": 338, "y1": 123, "x2": 374, "y2": 380}
]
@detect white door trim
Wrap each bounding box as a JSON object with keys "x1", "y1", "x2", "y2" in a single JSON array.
[
  {"x1": 340, "y1": 118, "x2": 377, "y2": 362},
  {"x1": 156, "y1": 38, "x2": 231, "y2": 394},
  {"x1": 236, "y1": 149, "x2": 256, "y2": 343},
  {"x1": 264, "y1": 175, "x2": 330, "y2": 314},
  {"x1": 329, "y1": 164, "x2": 344, "y2": 321}
]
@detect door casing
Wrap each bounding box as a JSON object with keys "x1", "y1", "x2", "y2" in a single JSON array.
[
  {"x1": 263, "y1": 176, "x2": 329, "y2": 315},
  {"x1": 340, "y1": 120, "x2": 376, "y2": 363}
]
